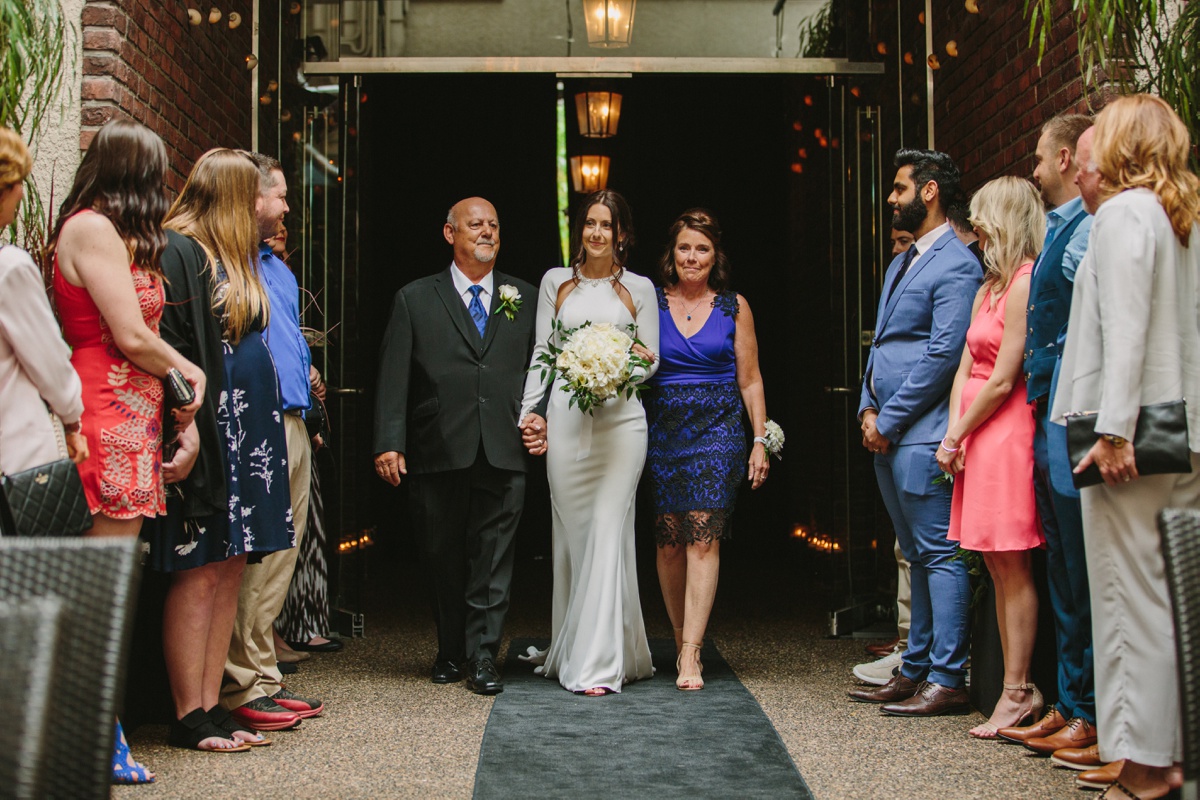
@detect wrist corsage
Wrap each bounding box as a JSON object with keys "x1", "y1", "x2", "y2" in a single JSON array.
[
  {"x1": 754, "y1": 419, "x2": 785, "y2": 460},
  {"x1": 495, "y1": 284, "x2": 522, "y2": 321}
]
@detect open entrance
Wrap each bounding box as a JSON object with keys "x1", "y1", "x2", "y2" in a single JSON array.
[{"x1": 279, "y1": 66, "x2": 896, "y2": 635}]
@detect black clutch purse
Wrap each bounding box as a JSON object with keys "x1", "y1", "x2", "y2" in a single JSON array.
[
  {"x1": 0, "y1": 458, "x2": 93, "y2": 537},
  {"x1": 1065, "y1": 399, "x2": 1192, "y2": 489}
]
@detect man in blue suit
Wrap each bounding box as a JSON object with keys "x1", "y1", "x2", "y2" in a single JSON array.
[{"x1": 849, "y1": 149, "x2": 981, "y2": 716}]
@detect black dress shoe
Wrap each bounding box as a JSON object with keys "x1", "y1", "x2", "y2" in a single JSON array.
[
  {"x1": 431, "y1": 659, "x2": 464, "y2": 684},
  {"x1": 287, "y1": 638, "x2": 344, "y2": 653},
  {"x1": 278, "y1": 659, "x2": 298, "y2": 675},
  {"x1": 466, "y1": 658, "x2": 504, "y2": 695}
]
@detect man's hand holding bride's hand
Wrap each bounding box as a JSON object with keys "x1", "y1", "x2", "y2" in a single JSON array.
[
  {"x1": 375, "y1": 451, "x2": 407, "y2": 486},
  {"x1": 520, "y1": 413, "x2": 548, "y2": 457}
]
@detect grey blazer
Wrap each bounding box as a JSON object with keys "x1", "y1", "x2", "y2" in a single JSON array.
[
  {"x1": 373, "y1": 266, "x2": 539, "y2": 474},
  {"x1": 1051, "y1": 188, "x2": 1200, "y2": 452}
]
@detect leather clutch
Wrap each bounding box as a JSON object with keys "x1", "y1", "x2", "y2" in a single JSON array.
[
  {"x1": 1065, "y1": 399, "x2": 1192, "y2": 489},
  {"x1": 0, "y1": 458, "x2": 93, "y2": 537}
]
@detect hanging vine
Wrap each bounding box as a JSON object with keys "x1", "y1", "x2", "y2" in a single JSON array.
[{"x1": 1024, "y1": 0, "x2": 1198, "y2": 166}]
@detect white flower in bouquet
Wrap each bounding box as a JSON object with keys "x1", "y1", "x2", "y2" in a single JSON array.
[
  {"x1": 762, "y1": 419, "x2": 785, "y2": 460},
  {"x1": 533, "y1": 320, "x2": 651, "y2": 414}
]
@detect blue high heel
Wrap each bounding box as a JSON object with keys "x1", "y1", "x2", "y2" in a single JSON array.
[{"x1": 112, "y1": 720, "x2": 155, "y2": 785}]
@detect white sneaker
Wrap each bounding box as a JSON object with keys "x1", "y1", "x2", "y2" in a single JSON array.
[{"x1": 852, "y1": 647, "x2": 903, "y2": 685}]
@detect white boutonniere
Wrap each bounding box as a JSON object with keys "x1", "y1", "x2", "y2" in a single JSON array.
[{"x1": 495, "y1": 284, "x2": 522, "y2": 321}]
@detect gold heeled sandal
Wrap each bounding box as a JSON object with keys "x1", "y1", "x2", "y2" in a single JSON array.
[
  {"x1": 676, "y1": 641, "x2": 704, "y2": 691},
  {"x1": 971, "y1": 682, "x2": 1042, "y2": 739}
]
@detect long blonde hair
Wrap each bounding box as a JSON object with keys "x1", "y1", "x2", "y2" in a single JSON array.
[
  {"x1": 1093, "y1": 94, "x2": 1200, "y2": 247},
  {"x1": 164, "y1": 149, "x2": 268, "y2": 342},
  {"x1": 969, "y1": 176, "x2": 1045, "y2": 294}
]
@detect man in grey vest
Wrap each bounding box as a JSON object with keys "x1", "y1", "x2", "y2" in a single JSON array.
[{"x1": 998, "y1": 114, "x2": 1099, "y2": 764}]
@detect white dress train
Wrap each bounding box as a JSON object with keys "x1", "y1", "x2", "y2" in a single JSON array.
[{"x1": 520, "y1": 267, "x2": 659, "y2": 693}]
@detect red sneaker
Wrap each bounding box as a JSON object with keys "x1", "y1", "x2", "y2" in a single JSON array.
[
  {"x1": 230, "y1": 697, "x2": 301, "y2": 731},
  {"x1": 271, "y1": 688, "x2": 325, "y2": 718}
]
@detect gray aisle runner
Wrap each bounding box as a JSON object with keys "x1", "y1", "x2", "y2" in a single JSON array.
[{"x1": 473, "y1": 638, "x2": 815, "y2": 799}]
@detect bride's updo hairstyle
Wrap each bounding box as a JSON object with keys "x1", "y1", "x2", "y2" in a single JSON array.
[
  {"x1": 658, "y1": 208, "x2": 732, "y2": 293},
  {"x1": 568, "y1": 189, "x2": 636, "y2": 280}
]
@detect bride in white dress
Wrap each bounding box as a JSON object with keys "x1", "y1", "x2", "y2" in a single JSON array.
[{"x1": 519, "y1": 190, "x2": 659, "y2": 695}]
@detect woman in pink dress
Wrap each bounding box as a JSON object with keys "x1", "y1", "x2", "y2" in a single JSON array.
[{"x1": 936, "y1": 176, "x2": 1046, "y2": 738}]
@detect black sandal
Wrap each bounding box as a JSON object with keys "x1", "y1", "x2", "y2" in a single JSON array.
[
  {"x1": 206, "y1": 705, "x2": 271, "y2": 747},
  {"x1": 168, "y1": 708, "x2": 251, "y2": 753}
]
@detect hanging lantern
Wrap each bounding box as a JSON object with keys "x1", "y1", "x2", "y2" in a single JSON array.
[
  {"x1": 569, "y1": 155, "x2": 611, "y2": 193},
  {"x1": 574, "y1": 91, "x2": 622, "y2": 138},
  {"x1": 581, "y1": 0, "x2": 637, "y2": 48}
]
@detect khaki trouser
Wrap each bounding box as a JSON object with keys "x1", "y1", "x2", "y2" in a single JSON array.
[
  {"x1": 895, "y1": 538, "x2": 911, "y2": 648},
  {"x1": 222, "y1": 414, "x2": 311, "y2": 709}
]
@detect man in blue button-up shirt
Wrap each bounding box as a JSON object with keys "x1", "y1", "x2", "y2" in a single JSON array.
[{"x1": 222, "y1": 153, "x2": 326, "y2": 731}]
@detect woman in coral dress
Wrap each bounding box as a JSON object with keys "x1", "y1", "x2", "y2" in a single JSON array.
[{"x1": 937, "y1": 176, "x2": 1045, "y2": 738}]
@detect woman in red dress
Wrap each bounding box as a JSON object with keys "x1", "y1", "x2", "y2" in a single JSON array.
[{"x1": 46, "y1": 119, "x2": 205, "y2": 784}]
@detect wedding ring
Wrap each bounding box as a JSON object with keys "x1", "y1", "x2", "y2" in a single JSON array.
[{"x1": 1123, "y1": 476, "x2": 1131, "y2": 482}]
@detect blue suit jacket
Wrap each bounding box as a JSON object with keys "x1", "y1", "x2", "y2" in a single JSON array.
[{"x1": 859, "y1": 229, "x2": 981, "y2": 446}]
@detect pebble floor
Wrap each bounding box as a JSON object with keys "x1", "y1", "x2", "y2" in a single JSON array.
[{"x1": 115, "y1": 547, "x2": 1089, "y2": 799}]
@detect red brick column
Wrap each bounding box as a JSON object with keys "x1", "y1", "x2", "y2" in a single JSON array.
[{"x1": 80, "y1": 0, "x2": 254, "y2": 194}]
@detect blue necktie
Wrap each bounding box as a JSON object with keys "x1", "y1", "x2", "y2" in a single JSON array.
[{"x1": 468, "y1": 285, "x2": 487, "y2": 338}]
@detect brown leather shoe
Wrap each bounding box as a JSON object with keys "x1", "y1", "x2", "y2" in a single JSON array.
[
  {"x1": 1026, "y1": 716, "x2": 1097, "y2": 755},
  {"x1": 997, "y1": 705, "x2": 1067, "y2": 743},
  {"x1": 1077, "y1": 760, "x2": 1124, "y2": 790},
  {"x1": 866, "y1": 637, "x2": 900, "y2": 658},
  {"x1": 1051, "y1": 743, "x2": 1104, "y2": 770},
  {"x1": 880, "y1": 681, "x2": 971, "y2": 716},
  {"x1": 848, "y1": 673, "x2": 919, "y2": 703}
]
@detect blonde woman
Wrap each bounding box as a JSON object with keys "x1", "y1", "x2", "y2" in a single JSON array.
[
  {"x1": 145, "y1": 149, "x2": 295, "y2": 751},
  {"x1": 936, "y1": 176, "x2": 1046, "y2": 738},
  {"x1": 1052, "y1": 94, "x2": 1200, "y2": 800}
]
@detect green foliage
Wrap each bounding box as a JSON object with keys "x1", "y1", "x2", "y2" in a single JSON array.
[
  {"x1": 1024, "y1": 0, "x2": 1199, "y2": 168},
  {"x1": 0, "y1": 0, "x2": 71, "y2": 252},
  {"x1": 796, "y1": 1, "x2": 834, "y2": 59}
]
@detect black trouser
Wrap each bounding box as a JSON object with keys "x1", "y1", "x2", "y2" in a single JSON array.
[{"x1": 408, "y1": 449, "x2": 525, "y2": 665}]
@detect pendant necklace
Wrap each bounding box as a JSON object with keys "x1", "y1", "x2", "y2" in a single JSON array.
[{"x1": 679, "y1": 295, "x2": 707, "y2": 321}]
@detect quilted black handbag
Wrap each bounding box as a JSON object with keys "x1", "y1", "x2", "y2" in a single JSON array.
[
  {"x1": 1066, "y1": 399, "x2": 1192, "y2": 489},
  {"x1": 0, "y1": 459, "x2": 93, "y2": 537}
]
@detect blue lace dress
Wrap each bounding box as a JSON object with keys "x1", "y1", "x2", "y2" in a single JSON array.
[{"x1": 644, "y1": 288, "x2": 746, "y2": 545}]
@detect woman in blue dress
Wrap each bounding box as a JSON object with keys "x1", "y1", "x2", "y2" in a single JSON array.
[
  {"x1": 645, "y1": 209, "x2": 770, "y2": 691},
  {"x1": 145, "y1": 149, "x2": 295, "y2": 752}
]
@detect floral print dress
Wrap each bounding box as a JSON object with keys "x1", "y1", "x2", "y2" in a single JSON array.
[{"x1": 54, "y1": 244, "x2": 166, "y2": 519}]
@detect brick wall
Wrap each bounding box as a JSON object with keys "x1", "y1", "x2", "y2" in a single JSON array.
[
  {"x1": 80, "y1": 0, "x2": 254, "y2": 193},
  {"x1": 932, "y1": 0, "x2": 1091, "y2": 191}
]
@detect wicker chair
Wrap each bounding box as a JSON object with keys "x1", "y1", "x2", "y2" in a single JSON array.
[
  {"x1": 1158, "y1": 507, "x2": 1200, "y2": 800},
  {"x1": 0, "y1": 537, "x2": 142, "y2": 799},
  {"x1": 0, "y1": 597, "x2": 63, "y2": 799}
]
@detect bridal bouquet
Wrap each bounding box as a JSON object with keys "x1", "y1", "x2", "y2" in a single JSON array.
[{"x1": 534, "y1": 320, "x2": 652, "y2": 415}]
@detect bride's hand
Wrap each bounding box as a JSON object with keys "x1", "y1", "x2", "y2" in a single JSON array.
[
  {"x1": 520, "y1": 413, "x2": 548, "y2": 456},
  {"x1": 631, "y1": 343, "x2": 656, "y2": 363}
]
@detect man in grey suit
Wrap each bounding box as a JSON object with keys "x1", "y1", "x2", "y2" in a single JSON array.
[
  {"x1": 849, "y1": 149, "x2": 981, "y2": 716},
  {"x1": 374, "y1": 197, "x2": 543, "y2": 695}
]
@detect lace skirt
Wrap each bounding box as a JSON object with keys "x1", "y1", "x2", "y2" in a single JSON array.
[{"x1": 644, "y1": 379, "x2": 747, "y2": 546}]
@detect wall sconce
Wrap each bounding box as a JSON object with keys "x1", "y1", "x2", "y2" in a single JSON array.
[
  {"x1": 244, "y1": 54, "x2": 259, "y2": 70},
  {"x1": 581, "y1": 0, "x2": 637, "y2": 48},
  {"x1": 574, "y1": 91, "x2": 622, "y2": 138},
  {"x1": 569, "y1": 155, "x2": 610, "y2": 192}
]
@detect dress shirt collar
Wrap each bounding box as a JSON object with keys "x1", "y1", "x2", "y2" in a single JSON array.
[
  {"x1": 913, "y1": 222, "x2": 951, "y2": 258},
  {"x1": 450, "y1": 262, "x2": 493, "y2": 304},
  {"x1": 1047, "y1": 195, "x2": 1086, "y2": 232}
]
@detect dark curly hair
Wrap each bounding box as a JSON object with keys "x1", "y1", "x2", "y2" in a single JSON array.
[
  {"x1": 895, "y1": 148, "x2": 965, "y2": 215},
  {"x1": 568, "y1": 189, "x2": 635, "y2": 278},
  {"x1": 657, "y1": 208, "x2": 732, "y2": 293},
  {"x1": 47, "y1": 119, "x2": 170, "y2": 273}
]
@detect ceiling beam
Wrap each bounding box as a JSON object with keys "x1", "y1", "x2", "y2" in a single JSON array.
[{"x1": 304, "y1": 56, "x2": 885, "y2": 76}]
